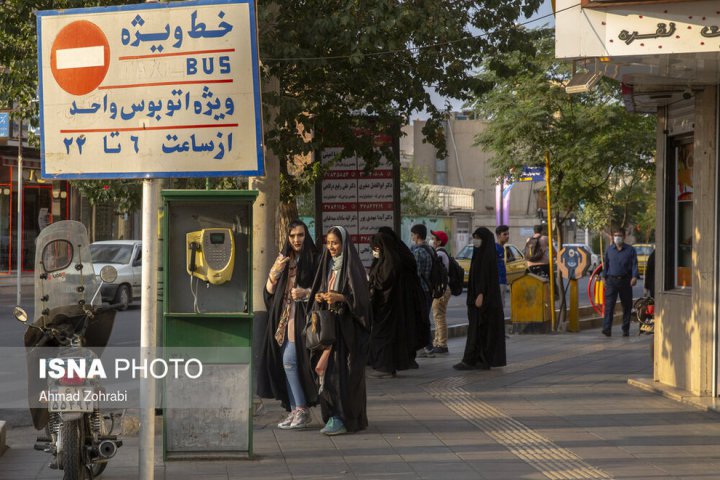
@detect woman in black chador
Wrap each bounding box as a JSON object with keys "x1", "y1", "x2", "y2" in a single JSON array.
[
  {"x1": 308, "y1": 225, "x2": 370, "y2": 435},
  {"x1": 454, "y1": 226, "x2": 507, "y2": 370},
  {"x1": 367, "y1": 231, "x2": 415, "y2": 377},
  {"x1": 257, "y1": 220, "x2": 319, "y2": 429},
  {"x1": 377, "y1": 226, "x2": 430, "y2": 360}
]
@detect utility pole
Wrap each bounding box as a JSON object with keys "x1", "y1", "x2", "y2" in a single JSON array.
[{"x1": 16, "y1": 116, "x2": 23, "y2": 306}]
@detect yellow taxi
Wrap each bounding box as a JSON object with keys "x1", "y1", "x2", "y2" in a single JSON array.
[
  {"x1": 633, "y1": 243, "x2": 655, "y2": 275},
  {"x1": 455, "y1": 243, "x2": 526, "y2": 286}
]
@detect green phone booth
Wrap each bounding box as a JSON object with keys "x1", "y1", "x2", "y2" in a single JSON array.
[{"x1": 161, "y1": 190, "x2": 257, "y2": 459}]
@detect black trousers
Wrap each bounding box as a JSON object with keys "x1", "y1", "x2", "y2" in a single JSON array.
[{"x1": 603, "y1": 276, "x2": 633, "y2": 333}]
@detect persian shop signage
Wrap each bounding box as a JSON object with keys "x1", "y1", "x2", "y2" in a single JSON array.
[{"x1": 597, "y1": 5, "x2": 720, "y2": 55}]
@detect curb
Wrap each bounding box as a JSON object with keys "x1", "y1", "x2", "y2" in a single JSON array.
[
  {"x1": 628, "y1": 377, "x2": 720, "y2": 414},
  {"x1": 0, "y1": 420, "x2": 6, "y2": 457},
  {"x1": 446, "y1": 310, "x2": 627, "y2": 339}
]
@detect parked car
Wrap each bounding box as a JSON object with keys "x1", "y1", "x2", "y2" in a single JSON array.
[
  {"x1": 89, "y1": 240, "x2": 142, "y2": 310},
  {"x1": 456, "y1": 243, "x2": 526, "y2": 286},
  {"x1": 634, "y1": 243, "x2": 655, "y2": 275},
  {"x1": 561, "y1": 243, "x2": 600, "y2": 274}
]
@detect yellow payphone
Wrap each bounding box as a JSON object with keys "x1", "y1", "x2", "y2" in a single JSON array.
[{"x1": 186, "y1": 228, "x2": 235, "y2": 285}]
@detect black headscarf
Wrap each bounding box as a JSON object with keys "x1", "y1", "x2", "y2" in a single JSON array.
[
  {"x1": 467, "y1": 227, "x2": 501, "y2": 308},
  {"x1": 369, "y1": 231, "x2": 401, "y2": 292},
  {"x1": 257, "y1": 220, "x2": 319, "y2": 408},
  {"x1": 378, "y1": 226, "x2": 417, "y2": 275},
  {"x1": 309, "y1": 226, "x2": 370, "y2": 330},
  {"x1": 280, "y1": 219, "x2": 318, "y2": 288}
]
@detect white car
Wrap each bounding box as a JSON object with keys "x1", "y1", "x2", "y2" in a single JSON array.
[{"x1": 89, "y1": 240, "x2": 142, "y2": 310}]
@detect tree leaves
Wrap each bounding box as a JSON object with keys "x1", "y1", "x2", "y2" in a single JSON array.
[
  {"x1": 259, "y1": 0, "x2": 543, "y2": 201},
  {"x1": 472, "y1": 29, "x2": 655, "y2": 234}
]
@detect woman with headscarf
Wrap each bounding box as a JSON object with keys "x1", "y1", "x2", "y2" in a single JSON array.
[
  {"x1": 308, "y1": 225, "x2": 371, "y2": 435},
  {"x1": 257, "y1": 220, "x2": 319, "y2": 430},
  {"x1": 377, "y1": 226, "x2": 430, "y2": 362},
  {"x1": 367, "y1": 231, "x2": 414, "y2": 377},
  {"x1": 454, "y1": 226, "x2": 507, "y2": 371}
]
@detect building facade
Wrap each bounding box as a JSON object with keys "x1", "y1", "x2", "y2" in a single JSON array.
[
  {"x1": 405, "y1": 115, "x2": 551, "y2": 252},
  {"x1": 556, "y1": 0, "x2": 720, "y2": 397},
  {"x1": 0, "y1": 145, "x2": 71, "y2": 273}
]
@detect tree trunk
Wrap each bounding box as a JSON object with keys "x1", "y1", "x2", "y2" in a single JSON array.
[{"x1": 277, "y1": 200, "x2": 299, "y2": 251}]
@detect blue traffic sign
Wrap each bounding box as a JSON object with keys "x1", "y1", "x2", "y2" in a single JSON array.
[{"x1": 0, "y1": 113, "x2": 8, "y2": 138}]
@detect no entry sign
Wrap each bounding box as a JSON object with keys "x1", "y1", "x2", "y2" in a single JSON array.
[
  {"x1": 37, "y1": 0, "x2": 264, "y2": 179},
  {"x1": 50, "y1": 21, "x2": 110, "y2": 96}
]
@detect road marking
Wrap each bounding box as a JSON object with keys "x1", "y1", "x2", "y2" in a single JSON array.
[{"x1": 427, "y1": 378, "x2": 613, "y2": 480}]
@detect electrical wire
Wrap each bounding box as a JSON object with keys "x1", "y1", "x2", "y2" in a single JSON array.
[{"x1": 263, "y1": 3, "x2": 580, "y2": 63}]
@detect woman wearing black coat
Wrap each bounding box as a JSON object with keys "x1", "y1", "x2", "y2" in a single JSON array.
[
  {"x1": 454, "y1": 226, "x2": 507, "y2": 370},
  {"x1": 308, "y1": 225, "x2": 371, "y2": 435},
  {"x1": 367, "y1": 231, "x2": 415, "y2": 377},
  {"x1": 256, "y1": 220, "x2": 319, "y2": 429}
]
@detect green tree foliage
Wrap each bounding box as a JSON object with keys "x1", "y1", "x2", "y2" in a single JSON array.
[
  {"x1": 1, "y1": 1, "x2": 545, "y2": 218},
  {"x1": 259, "y1": 0, "x2": 543, "y2": 210},
  {"x1": 472, "y1": 29, "x2": 656, "y2": 243},
  {"x1": 400, "y1": 165, "x2": 443, "y2": 216},
  {"x1": 0, "y1": 0, "x2": 130, "y2": 210},
  {"x1": 73, "y1": 180, "x2": 142, "y2": 214}
]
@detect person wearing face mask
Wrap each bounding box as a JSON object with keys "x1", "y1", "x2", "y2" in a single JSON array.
[
  {"x1": 430, "y1": 230, "x2": 452, "y2": 354},
  {"x1": 601, "y1": 227, "x2": 639, "y2": 337},
  {"x1": 454, "y1": 227, "x2": 507, "y2": 371},
  {"x1": 367, "y1": 231, "x2": 417, "y2": 378}
]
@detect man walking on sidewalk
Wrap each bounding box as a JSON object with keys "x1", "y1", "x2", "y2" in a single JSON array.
[
  {"x1": 602, "y1": 227, "x2": 639, "y2": 337},
  {"x1": 410, "y1": 224, "x2": 435, "y2": 358}
]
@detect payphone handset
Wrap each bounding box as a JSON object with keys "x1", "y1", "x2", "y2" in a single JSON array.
[{"x1": 186, "y1": 228, "x2": 235, "y2": 285}]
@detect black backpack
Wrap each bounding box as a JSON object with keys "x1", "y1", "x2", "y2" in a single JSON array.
[
  {"x1": 438, "y1": 247, "x2": 464, "y2": 296},
  {"x1": 524, "y1": 236, "x2": 545, "y2": 262},
  {"x1": 420, "y1": 245, "x2": 448, "y2": 299}
]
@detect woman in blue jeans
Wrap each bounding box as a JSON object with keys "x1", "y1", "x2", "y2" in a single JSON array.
[{"x1": 256, "y1": 220, "x2": 319, "y2": 429}]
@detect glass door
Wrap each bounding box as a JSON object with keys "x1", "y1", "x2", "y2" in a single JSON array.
[{"x1": 21, "y1": 185, "x2": 52, "y2": 271}]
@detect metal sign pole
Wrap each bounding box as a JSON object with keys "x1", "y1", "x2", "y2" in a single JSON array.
[
  {"x1": 16, "y1": 120, "x2": 23, "y2": 306},
  {"x1": 545, "y1": 151, "x2": 557, "y2": 331},
  {"x1": 139, "y1": 179, "x2": 158, "y2": 480}
]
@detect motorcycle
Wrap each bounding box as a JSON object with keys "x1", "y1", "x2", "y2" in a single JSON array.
[
  {"x1": 633, "y1": 296, "x2": 655, "y2": 335},
  {"x1": 14, "y1": 220, "x2": 123, "y2": 480}
]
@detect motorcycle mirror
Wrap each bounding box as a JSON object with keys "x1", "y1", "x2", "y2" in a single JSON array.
[
  {"x1": 13, "y1": 306, "x2": 28, "y2": 323},
  {"x1": 100, "y1": 265, "x2": 118, "y2": 284}
]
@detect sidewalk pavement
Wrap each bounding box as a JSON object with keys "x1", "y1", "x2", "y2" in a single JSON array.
[{"x1": 4, "y1": 327, "x2": 720, "y2": 479}]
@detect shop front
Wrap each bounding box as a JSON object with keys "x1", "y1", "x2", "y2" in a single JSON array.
[
  {"x1": 0, "y1": 146, "x2": 70, "y2": 273},
  {"x1": 555, "y1": 0, "x2": 720, "y2": 397}
]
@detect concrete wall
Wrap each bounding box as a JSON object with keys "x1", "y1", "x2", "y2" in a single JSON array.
[
  {"x1": 655, "y1": 87, "x2": 717, "y2": 395},
  {"x1": 412, "y1": 118, "x2": 538, "y2": 239}
]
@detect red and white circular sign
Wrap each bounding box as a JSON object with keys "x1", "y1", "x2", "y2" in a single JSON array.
[{"x1": 50, "y1": 20, "x2": 110, "y2": 96}]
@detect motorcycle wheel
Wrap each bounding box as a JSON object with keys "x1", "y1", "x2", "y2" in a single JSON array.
[{"x1": 62, "y1": 420, "x2": 86, "y2": 480}]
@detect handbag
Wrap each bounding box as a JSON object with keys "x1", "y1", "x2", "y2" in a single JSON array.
[{"x1": 303, "y1": 306, "x2": 337, "y2": 352}]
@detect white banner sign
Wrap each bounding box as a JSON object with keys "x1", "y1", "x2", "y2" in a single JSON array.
[{"x1": 37, "y1": 0, "x2": 263, "y2": 179}]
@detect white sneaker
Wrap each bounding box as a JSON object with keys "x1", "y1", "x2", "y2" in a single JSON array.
[
  {"x1": 277, "y1": 410, "x2": 296, "y2": 429},
  {"x1": 289, "y1": 408, "x2": 311, "y2": 429}
]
